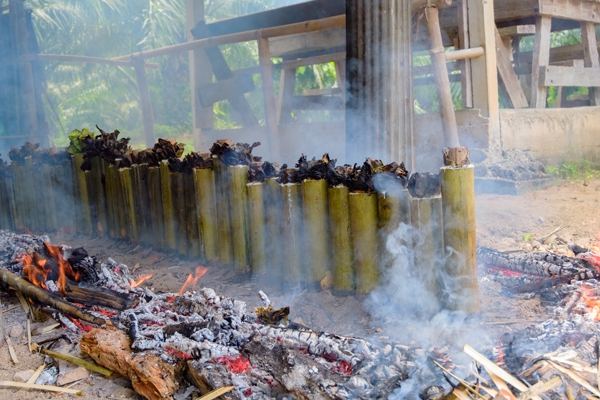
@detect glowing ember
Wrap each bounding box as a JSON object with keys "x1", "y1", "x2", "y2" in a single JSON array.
[
  {"x1": 21, "y1": 242, "x2": 81, "y2": 296},
  {"x1": 178, "y1": 266, "x2": 208, "y2": 295},
  {"x1": 334, "y1": 361, "x2": 353, "y2": 375},
  {"x1": 165, "y1": 346, "x2": 194, "y2": 360},
  {"x1": 214, "y1": 356, "x2": 251, "y2": 374},
  {"x1": 131, "y1": 274, "x2": 153, "y2": 288},
  {"x1": 44, "y1": 242, "x2": 80, "y2": 295}
]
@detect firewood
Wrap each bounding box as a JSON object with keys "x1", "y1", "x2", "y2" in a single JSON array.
[
  {"x1": 31, "y1": 343, "x2": 112, "y2": 377},
  {"x1": 0, "y1": 380, "x2": 83, "y2": 395},
  {"x1": 548, "y1": 360, "x2": 600, "y2": 397},
  {"x1": 0, "y1": 269, "x2": 105, "y2": 326},
  {"x1": 80, "y1": 323, "x2": 181, "y2": 400},
  {"x1": 27, "y1": 363, "x2": 46, "y2": 385},
  {"x1": 0, "y1": 295, "x2": 18, "y2": 364},
  {"x1": 198, "y1": 386, "x2": 236, "y2": 400},
  {"x1": 66, "y1": 284, "x2": 133, "y2": 310}
]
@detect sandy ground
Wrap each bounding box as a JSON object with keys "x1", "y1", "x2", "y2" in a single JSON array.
[{"x1": 0, "y1": 177, "x2": 599, "y2": 399}]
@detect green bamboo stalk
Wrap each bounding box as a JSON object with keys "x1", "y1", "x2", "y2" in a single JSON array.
[
  {"x1": 229, "y1": 165, "x2": 250, "y2": 272},
  {"x1": 349, "y1": 192, "x2": 379, "y2": 295},
  {"x1": 281, "y1": 182, "x2": 303, "y2": 287},
  {"x1": 30, "y1": 162, "x2": 46, "y2": 231},
  {"x1": 184, "y1": 172, "x2": 201, "y2": 258},
  {"x1": 247, "y1": 182, "x2": 266, "y2": 274},
  {"x1": 377, "y1": 187, "x2": 411, "y2": 270},
  {"x1": 160, "y1": 160, "x2": 176, "y2": 251},
  {"x1": 132, "y1": 164, "x2": 149, "y2": 245},
  {"x1": 39, "y1": 164, "x2": 57, "y2": 231},
  {"x1": 9, "y1": 162, "x2": 24, "y2": 231},
  {"x1": 410, "y1": 196, "x2": 444, "y2": 311},
  {"x1": 440, "y1": 165, "x2": 479, "y2": 313},
  {"x1": 302, "y1": 178, "x2": 331, "y2": 286},
  {"x1": 104, "y1": 163, "x2": 117, "y2": 238},
  {"x1": 212, "y1": 157, "x2": 233, "y2": 265},
  {"x1": 170, "y1": 171, "x2": 188, "y2": 256},
  {"x1": 90, "y1": 157, "x2": 108, "y2": 236},
  {"x1": 194, "y1": 168, "x2": 218, "y2": 262},
  {"x1": 265, "y1": 178, "x2": 283, "y2": 280},
  {"x1": 71, "y1": 154, "x2": 92, "y2": 234},
  {"x1": 23, "y1": 156, "x2": 37, "y2": 231},
  {"x1": 118, "y1": 167, "x2": 137, "y2": 242},
  {"x1": 62, "y1": 159, "x2": 77, "y2": 233},
  {"x1": 328, "y1": 185, "x2": 355, "y2": 294},
  {"x1": 3, "y1": 177, "x2": 16, "y2": 231},
  {"x1": 148, "y1": 166, "x2": 165, "y2": 249}
]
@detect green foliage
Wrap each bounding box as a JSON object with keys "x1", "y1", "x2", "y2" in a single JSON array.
[
  {"x1": 523, "y1": 233, "x2": 532, "y2": 242},
  {"x1": 546, "y1": 160, "x2": 600, "y2": 180},
  {"x1": 67, "y1": 128, "x2": 94, "y2": 154}
]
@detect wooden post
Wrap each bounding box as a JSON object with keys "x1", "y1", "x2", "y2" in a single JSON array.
[
  {"x1": 530, "y1": 16, "x2": 552, "y2": 108},
  {"x1": 580, "y1": 21, "x2": 600, "y2": 106},
  {"x1": 424, "y1": 5, "x2": 460, "y2": 148},
  {"x1": 132, "y1": 57, "x2": 156, "y2": 148},
  {"x1": 257, "y1": 37, "x2": 281, "y2": 161},
  {"x1": 494, "y1": 27, "x2": 529, "y2": 108},
  {"x1": 276, "y1": 67, "x2": 296, "y2": 124},
  {"x1": 186, "y1": 0, "x2": 213, "y2": 150},
  {"x1": 457, "y1": 0, "x2": 473, "y2": 108}
]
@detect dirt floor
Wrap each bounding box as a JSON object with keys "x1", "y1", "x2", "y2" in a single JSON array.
[{"x1": 0, "y1": 177, "x2": 599, "y2": 399}]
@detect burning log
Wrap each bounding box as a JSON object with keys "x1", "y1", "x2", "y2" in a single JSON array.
[
  {"x1": 302, "y1": 178, "x2": 331, "y2": 286},
  {"x1": 79, "y1": 323, "x2": 181, "y2": 400},
  {"x1": 194, "y1": 167, "x2": 218, "y2": 262},
  {"x1": 281, "y1": 182, "x2": 304, "y2": 287},
  {"x1": 247, "y1": 182, "x2": 266, "y2": 273},
  {"x1": 328, "y1": 185, "x2": 355, "y2": 294},
  {"x1": 160, "y1": 160, "x2": 177, "y2": 251},
  {"x1": 229, "y1": 165, "x2": 250, "y2": 271},
  {"x1": 65, "y1": 284, "x2": 133, "y2": 311},
  {"x1": 212, "y1": 156, "x2": 234, "y2": 265},
  {"x1": 349, "y1": 192, "x2": 379, "y2": 294}
]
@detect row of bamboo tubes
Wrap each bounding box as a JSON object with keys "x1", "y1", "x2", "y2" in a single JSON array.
[{"x1": 0, "y1": 152, "x2": 477, "y2": 308}]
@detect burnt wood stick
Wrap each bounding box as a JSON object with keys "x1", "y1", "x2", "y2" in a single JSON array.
[
  {"x1": 184, "y1": 172, "x2": 201, "y2": 258},
  {"x1": 512, "y1": 276, "x2": 572, "y2": 294},
  {"x1": 0, "y1": 269, "x2": 105, "y2": 326},
  {"x1": 65, "y1": 284, "x2": 133, "y2": 310},
  {"x1": 148, "y1": 166, "x2": 165, "y2": 249}
]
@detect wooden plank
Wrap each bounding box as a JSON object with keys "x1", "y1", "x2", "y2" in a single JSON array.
[
  {"x1": 580, "y1": 21, "x2": 600, "y2": 105},
  {"x1": 530, "y1": 16, "x2": 552, "y2": 108},
  {"x1": 277, "y1": 68, "x2": 296, "y2": 124},
  {"x1": 495, "y1": 27, "x2": 529, "y2": 108},
  {"x1": 257, "y1": 37, "x2": 280, "y2": 160},
  {"x1": 290, "y1": 95, "x2": 344, "y2": 110},
  {"x1": 269, "y1": 28, "x2": 345, "y2": 58},
  {"x1": 539, "y1": 65, "x2": 600, "y2": 87},
  {"x1": 497, "y1": 25, "x2": 536, "y2": 38},
  {"x1": 539, "y1": 0, "x2": 600, "y2": 24},
  {"x1": 132, "y1": 58, "x2": 156, "y2": 148},
  {"x1": 197, "y1": 74, "x2": 255, "y2": 107}
]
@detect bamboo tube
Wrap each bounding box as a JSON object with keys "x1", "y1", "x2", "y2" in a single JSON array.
[
  {"x1": 301, "y1": 179, "x2": 330, "y2": 286},
  {"x1": 247, "y1": 182, "x2": 266, "y2": 274},
  {"x1": 132, "y1": 164, "x2": 151, "y2": 245},
  {"x1": 160, "y1": 160, "x2": 177, "y2": 251},
  {"x1": 170, "y1": 171, "x2": 188, "y2": 256},
  {"x1": 71, "y1": 154, "x2": 92, "y2": 234},
  {"x1": 265, "y1": 178, "x2": 283, "y2": 280},
  {"x1": 104, "y1": 163, "x2": 118, "y2": 238},
  {"x1": 194, "y1": 168, "x2": 217, "y2": 262},
  {"x1": 0, "y1": 178, "x2": 9, "y2": 229},
  {"x1": 378, "y1": 186, "x2": 411, "y2": 270},
  {"x1": 440, "y1": 165, "x2": 479, "y2": 313},
  {"x1": 90, "y1": 156, "x2": 108, "y2": 236},
  {"x1": 51, "y1": 161, "x2": 73, "y2": 233},
  {"x1": 9, "y1": 163, "x2": 24, "y2": 231},
  {"x1": 39, "y1": 164, "x2": 57, "y2": 231},
  {"x1": 148, "y1": 166, "x2": 165, "y2": 249},
  {"x1": 328, "y1": 185, "x2": 354, "y2": 294},
  {"x1": 23, "y1": 156, "x2": 37, "y2": 231},
  {"x1": 410, "y1": 196, "x2": 444, "y2": 311},
  {"x1": 63, "y1": 159, "x2": 77, "y2": 233},
  {"x1": 229, "y1": 165, "x2": 250, "y2": 271},
  {"x1": 184, "y1": 172, "x2": 201, "y2": 258},
  {"x1": 4, "y1": 178, "x2": 16, "y2": 231},
  {"x1": 349, "y1": 192, "x2": 379, "y2": 295},
  {"x1": 281, "y1": 183, "x2": 303, "y2": 287},
  {"x1": 31, "y1": 162, "x2": 46, "y2": 231},
  {"x1": 212, "y1": 157, "x2": 233, "y2": 265},
  {"x1": 118, "y1": 167, "x2": 137, "y2": 242}
]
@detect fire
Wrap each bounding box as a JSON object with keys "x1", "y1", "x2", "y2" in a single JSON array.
[
  {"x1": 178, "y1": 266, "x2": 208, "y2": 295},
  {"x1": 21, "y1": 242, "x2": 80, "y2": 296},
  {"x1": 581, "y1": 285, "x2": 600, "y2": 320},
  {"x1": 214, "y1": 356, "x2": 251, "y2": 374},
  {"x1": 131, "y1": 274, "x2": 153, "y2": 288}
]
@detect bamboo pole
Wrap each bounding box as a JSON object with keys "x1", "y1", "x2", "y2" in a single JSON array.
[
  {"x1": 170, "y1": 171, "x2": 188, "y2": 256},
  {"x1": 247, "y1": 182, "x2": 266, "y2": 274},
  {"x1": 184, "y1": 172, "x2": 201, "y2": 258},
  {"x1": 229, "y1": 165, "x2": 250, "y2": 271},
  {"x1": 378, "y1": 186, "x2": 411, "y2": 270},
  {"x1": 104, "y1": 163, "x2": 118, "y2": 238},
  {"x1": 349, "y1": 192, "x2": 379, "y2": 295},
  {"x1": 445, "y1": 46, "x2": 484, "y2": 61},
  {"x1": 160, "y1": 160, "x2": 177, "y2": 251},
  {"x1": 440, "y1": 165, "x2": 479, "y2": 313},
  {"x1": 23, "y1": 157, "x2": 36, "y2": 231},
  {"x1": 148, "y1": 166, "x2": 165, "y2": 249},
  {"x1": 301, "y1": 179, "x2": 330, "y2": 286},
  {"x1": 31, "y1": 162, "x2": 46, "y2": 232},
  {"x1": 71, "y1": 154, "x2": 92, "y2": 234},
  {"x1": 212, "y1": 157, "x2": 233, "y2": 265},
  {"x1": 90, "y1": 157, "x2": 108, "y2": 236},
  {"x1": 328, "y1": 186, "x2": 354, "y2": 294},
  {"x1": 9, "y1": 163, "x2": 24, "y2": 231},
  {"x1": 118, "y1": 167, "x2": 137, "y2": 242},
  {"x1": 0, "y1": 178, "x2": 9, "y2": 229},
  {"x1": 3, "y1": 177, "x2": 16, "y2": 231},
  {"x1": 132, "y1": 57, "x2": 156, "y2": 149},
  {"x1": 281, "y1": 183, "x2": 303, "y2": 287},
  {"x1": 39, "y1": 164, "x2": 57, "y2": 231},
  {"x1": 410, "y1": 196, "x2": 444, "y2": 311},
  {"x1": 132, "y1": 164, "x2": 150, "y2": 245},
  {"x1": 194, "y1": 168, "x2": 218, "y2": 262},
  {"x1": 265, "y1": 178, "x2": 283, "y2": 280}
]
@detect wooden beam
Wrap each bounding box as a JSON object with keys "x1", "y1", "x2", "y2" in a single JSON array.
[
  {"x1": 25, "y1": 54, "x2": 158, "y2": 69},
  {"x1": 197, "y1": 74, "x2": 255, "y2": 107},
  {"x1": 530, "y1": 16, "x2": 552, "y2": 108},
  {"x1": 269, "y1": 27, "x2": 345, "y2": 58},
  {"x1": 257, "y1": 37, "x2": 280, "y2": 160},
  {"x1": 497, "y1": 25, "x2": 535, "y2": 38},
  {"x1": 539, "y1": 0, "x2": 600, "y2": 24},
  {"x1": 539, "y1": 65, "x2": 600, "y2": 87},
  {"x1": 290, "y1": 95, "x2": 344, "y2": 110},
  {"x1": 494, "y1": 27, "x2": 529, "y2": 108},
  {"x1": 580, "y1": 21, "x2": 600, "y2": 105},
  {"x1": 444, "y1": 47, "x2": 484, "y2": 61}
]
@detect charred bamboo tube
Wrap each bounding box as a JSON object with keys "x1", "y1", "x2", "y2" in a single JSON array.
[
  {"x1": 247, "y1": 182, "x2": 266, "y2": 273},
  {"x1": 40, "y1": 164, "x2": 57, "y2": 231},
  {"x1": 378, "y1": 187, "x2": 411, "y2": 270},
  {"x1": 265, "y1": 178, "x2": 283, "y2": 280},
  {"x1": 193, "y1": 168, "x2": 217, "y2": 262},
  {"x1": 410, "y1": 196, "x2": 444, "y2": 311},
  {"x1": 90, "y1": 156, "x2": 108, "y2": 236},
  {"x1": 229, "y1": 165, "x2": 250, "y2": 271},
  {"x1": 440, "y1": 165, "x2": 479, "y2": 313},
  {"x1": 349, "y1": 192, "x2": 379, "y2": 295},
  {"x1": 118, "y1": 167, "x2": 137, "y2": 242},
  {"x1": 281, "y1": 183, "x2": 303, "y2": 286},
  {"x1": 72, "y1": 154, "x2": 92, "y2": 234},
  {"x1": 302, "y1": 179, "x2": 331, "y2": 285},
  {"x1": 10, "y1": 162, "x2": 24, "y2": 231},
  {"x1": 160, "y1": 160, "x2": 176, "y2": 251},
  {"x1": 170, "y1": 171, "x2": 187, "y2": 256},
  {"x1": 184, "y1": 172, "x2": 201, "y2": 258},
  {"x1": 148, "y1": 166, "x2": 165, "y2": 249},
  {"x1": 212, "y1": 157, "x2": 233, "y2": 265},
  {"x1": 328, "y1": 185, "x2": 354, "y2": 294}
]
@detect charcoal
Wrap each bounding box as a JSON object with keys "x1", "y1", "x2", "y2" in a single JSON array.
[
  {"x1": 407, "y1": 172, "x2": 441, "y2": 198},
  {"x1": 210, "y1": 140, "x2": 261, "y2": 166},
  {"x1": 569, "y1": 243, "x2": 590, "y2": 255}
]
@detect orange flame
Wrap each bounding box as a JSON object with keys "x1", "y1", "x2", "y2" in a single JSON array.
[
  {"x1": 178, "y1": 266, "x2": 208, "y2": 295},
  {"x1": 581, "y1": 285, "x2": 600, "y2": 320},
  {"x1": 131, "y1": 274, "x2": 153, "y2": 288},
  {"x1": 21, "y1": 243, "x2": 81, "y2": 296}
]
